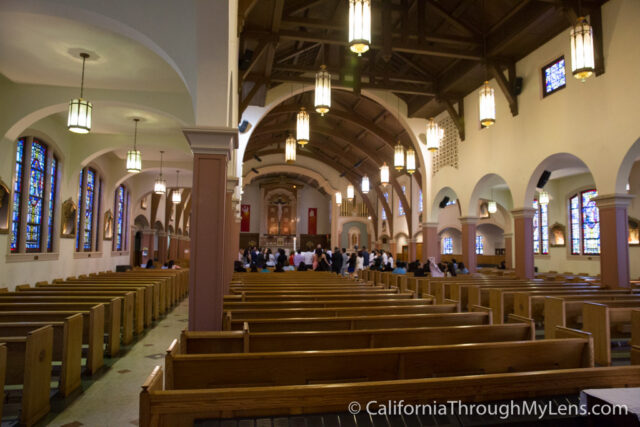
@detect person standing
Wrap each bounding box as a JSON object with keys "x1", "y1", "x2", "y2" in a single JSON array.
[
  {"x1": 341, "y1": 248, "x2": 349, "y2": 276},
  {"x1": 362, "y1": 246, "x2": 370, "y2": 268},
  {"x1": 331, "y1": 247, "x2": 343, "y2": 275}
]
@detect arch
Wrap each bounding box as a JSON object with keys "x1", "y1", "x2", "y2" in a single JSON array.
[
  {"x1": 468, "y1": 173, "x2": 515, "y2": 217},
  {"x1": 616, "y1": 137, "x2": 640, "y2": 193},
  {"x1": 133, "y1": 214, "x2": 149, "y2": 230},
  {"x1": 243, "y1": 164, "x2": 339, "y2": 195},
  {"x1": 430, "y1": 186, "x2": 460, "y2": 222},
  {"x1": 154, "y1": 220, "x2": 164, "y2": 232}
]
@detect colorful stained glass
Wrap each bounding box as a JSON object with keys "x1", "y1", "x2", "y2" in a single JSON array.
[
  {"x1": 442, "y1": 237, "x2": 453, "y2": 254},
  {"x1": 582, "y1": 190, "x2": 600, "y2": 254},
  {"x1": 115, "y1": 186, "x2": 125, "y2": 250},
  {"x1": 570, "y1": 195, "x2": 581, "y2": 255},
  {"x1": 11, "y1": 139, "x2": 25, "y2": 252},
  {"x1": 382, "y1": 192, "x2": 389, "y2": 220},
  {"x1": 475, "y1": 235, "x2": 484, "y2": 255},
  {"x1": 398, "y1": 185, "x2": 406, "y2": 216},
  {"x1": 418, "y1": 190, "x2": 423, "y2": 213},
  {"x1": 26, "y1": 141, "x2": 47, "y2": 252},
  {"x1": 533, "y1": 200, "x2": 540, "y2": 254},
  {"x1": 541, "y1": 203, "x2": 549, "y2": 254},
  {"x1": 47, "y1": 157, "x2": 57, "y2": 252},
  {"x1": 543, "y1": 57, "x2": 566, "y2": 97},
  {"x1": 76, "y1": 169, "x2": 83, "y2": 251},
  {"x1": 84, "y1": 169, "x2": 95, "y2": 251}
]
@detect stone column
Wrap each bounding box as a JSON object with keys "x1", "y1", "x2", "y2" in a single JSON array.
[
  {"x1": 183, "y1": 127, "x2": 236, "y2": 331},
  {"x1": 389, "y1": 240, "x2": 397, "y2": 260},
  {"x1": 460, "y1": 217, "x2": 478, "y2": 274},
  {"x1": 223, "y1": 178, "x2": 238, "y2": 293},
  {"x1": 408, "y1": 238, "x2": 417, "y2": 262},
  {"x1": 503, "y1": 233, "x2": 513, "y2": 270},
  {"x1": 421, "y1": 222, "x2": 440, "y2": 265},
  {"x1": 511, "y1": 208, "x2": 536, "y2": 279},
  {"x1": 594, "y1": 194, "x2": 634, "y2": 289}
]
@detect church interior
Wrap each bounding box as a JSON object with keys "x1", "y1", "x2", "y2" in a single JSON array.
[{"x1": 1, "y1": 0, "x2": 640, "y2": 425}]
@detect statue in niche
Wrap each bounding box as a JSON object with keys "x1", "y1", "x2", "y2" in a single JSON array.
[
  {"x1": 550, "y1": 223, "x2": 566, "y2": 247},
  {"x1": 60, "y1": 198, "x2": 77, "y2": 238},
  {"x1": 0, "y1": 180, "x2": 9, "y2": 232},
  {"x1": 104, "y1": 210, "x2": 114, "y2": 240},
  {"x1": 629, "y1": 218, "x2": 640, "y2": 246}
]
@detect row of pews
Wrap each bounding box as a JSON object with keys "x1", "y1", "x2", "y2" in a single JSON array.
[
  {"x1": 140, "y1": 271, "x2": 640, "y2": 426},
  {"x1": 0, "y1": 268, "x2": 188, "y2": 426}
]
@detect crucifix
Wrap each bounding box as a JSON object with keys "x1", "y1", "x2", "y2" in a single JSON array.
[{"x1": 271, "y1": 197, "x2": 287, "y2": 235}]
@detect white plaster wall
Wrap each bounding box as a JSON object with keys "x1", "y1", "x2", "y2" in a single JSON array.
[
  {"x1": 296, "y1": 186, "x2": 330, "y2": 235},
  {"x1": 240, "y1": 182, "x2": 262, "y2": 234}
]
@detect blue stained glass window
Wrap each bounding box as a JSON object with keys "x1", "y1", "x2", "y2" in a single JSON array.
[
  {"x1": 26, "y1": 140, "x2": 47, "y2": 252},
  {"x1": 418, "y1": 190, "x2": 423, "y2": 213},
  {"x1": 475, "y1": 235, "x2": 484, "y2": 255},
  {"x1": 11, "y1": 139, "x2": 25, "y2": 252},
  {"x1": 542, "y1": 56, "x2": 566, "y2": 97},
  {"x1": 442, "y1": 237, "x2": 453, "y2": 254},
  {"x1": 381, "y1": 192, "x2": 389, "y2": 220},
  {"x1": 446, "y1": 199, "x2": 456, "y2": 206},
  {"x1": 84, "y1": 169, "x2": 96, "y2": 251},
  {"x1": 532, "y1": 200, "x2": 549, "y2": 255},
  {"x1": 115, "y1": 186, "x2": 126, "y2": 251},
  {"x1": 570, "y1": 195, "x2": 581, "y2": 255},
  {"x1": 570, "y1": 189, "x2": 600, "y2": 255},
  {"x1": 399, "y1": 185, "x2": 406, "y2": 216},
  {"x1": 47, "y1": 157, "x2": 57, "y2": 252},
  {"x1": 76, "y1": 169, "x2": 83, "y2": 251}
]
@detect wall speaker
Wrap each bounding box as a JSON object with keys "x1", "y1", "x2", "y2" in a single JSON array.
[
  {"x1": 238, "y1": 120, "x2": 252, "y2": 133},
  {"x1": 536, "y1": 170, "x2": 551, "y2": 189},
  {"x1": 439, "y1": 196, "x2": 450, "y2": 209}
]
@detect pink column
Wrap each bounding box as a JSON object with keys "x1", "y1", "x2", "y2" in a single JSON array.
[
  {"x1": 595, "y1": 195, "x2": 633, "y2": 289},
  {"x1": 183, "y1": 128, "x2": 235, "y2": 331},
  {"x1": 421, "y1": 222, "x2": 440, "y2": 264},
  {"x1": 389, "y1": 241, "x2": 397, "y2": 260},
  {"x1": 158, "y1": 232, "x2": 168, "y2": 265},
  {"x1": 511, "y1": 209, "x2": 535, "y2": 280},
  {"x1": 460, "y1": 217, "x2": 478, "y2": 274},
  {"x1": 222, "y1": 186, "x2": 236, "y2": 294},
  {"x1": 504, "y1": 233, "x2": 513, "y2": 270},
  {"x1": 408, "y1": 239, "x2": 417, "y2": 262}
]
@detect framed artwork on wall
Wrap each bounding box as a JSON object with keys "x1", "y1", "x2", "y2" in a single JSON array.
[
  {"x1": 60, "y1": 198, "x2": 77, "y2": 238},
  {"x1": 550, "y1": 223, "x2": 566, "y2": 247},
  {"x1": 629, "y1": 218, "x2": 639, "y2": 246},
  {"x1": 141, "y1": 198, "x2": 148, "y2": 210},
  {"x1": 104, "y1": 210, "x2": 114, "y2": 240}
]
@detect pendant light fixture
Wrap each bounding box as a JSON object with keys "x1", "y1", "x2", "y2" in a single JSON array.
[
  {"x1": 479, "y1": 81, "x2": 496, "y2": 127},
  {"x1": 67, "y1": 52, "x2": 92, "y2": 134},
  {"x1": 487, "y1": 201, "x2": 497, "y2": 214},
  {"x1": 126, "y1": 118, "x2": 142, "y2": 173},
  {"x1": 394, "y1": 143, "x2": 405, "y2": 171},
  {"x1": 361, "y1": 175, "x2": 370, "y2": 194},
  {"x1": 285, "y1": 134, "x2": 296, "y2": 163},
  {"x1": 406, "y1": 148, "x2": 416, "y2": 175},
  {"x1": 172, "y1": 170, "x2": 182, "y2": 204},
  {"x1": 426, "y1": 118, "x2": 443, "y2": 151},
  {"x1": 380, "y1": 162, "x2": 390, "y2": 187},
  {"x1": 570, "y1": 17, "x2": 595, "y2": 81},
  {"x1": 539, "y1": 190, "x2": 550, "y2": 206},
  {"x1": 296, "y1": 107, "x2": 310, "y2": 145},
  {"x1": 315, "y1": 65, "x2": 331, "y2": 115},
  {"x1": 348, "y1": 0, "x2": 371, "y2": 56},
  {"x1": 347, "y1": 184, "x2": 355, "y2": 201},
  {"x1": 154, "y1": 151, "x2": 167, "y2": 195},
  {"x1": 335, "y1": 191, "x2": 342, "y2": 206}
]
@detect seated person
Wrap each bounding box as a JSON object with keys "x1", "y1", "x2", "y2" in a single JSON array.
[
  {"x1": 234, "y1": 261, "x2": 246, "y2": 272},
  {"x1": 250, "y1": 265, "x2": 258, "y2": 273},
  {"x1": 392, "y1": 262, "x2": 407, "y2": 275},
  {"x1": 383, "y1": 262, "x2": 394, "y2": 272},
  {"x1": 457, "y1": 262, "x2": 469, "y2": 274},
  {"x1": 297, "y1": 261, "x2": 308, "y2": 271},
  {"x1": 274, "y1": 262, "x2": 285, "y2": 272},
  {"x1": 407, "y1": 260, "x2": 420, "y2": 273},
  {"x1": 260, "y1": 266, "x2": 271, "y2": 273}
]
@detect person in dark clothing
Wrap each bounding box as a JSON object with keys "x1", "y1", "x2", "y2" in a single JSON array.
[
  {"x1": 347, "y1": 253, "x2": 357, "y2": 274},
  {"x1": 331, "y1": 247, "x2": 343, "y2": 274},
  {"x1": 250, "y1": 265, "x2": 258, "y2": 272},
  {"x1": 255, "y1": 250, "x2": 265, "y2": 269},
  {"x1": 447, "y1": 262, "x2": 457, "y2": 277},
  {"x1": 277, "y1": 248, "x2": 287, "y2": 266},
  {"x1": 408, "y1": 260, "x2": 420, "y2": 273},
  {"x1": 274, "y1": 262, "x2": 285, "y2": 272},
  {"x1": 234, "y1": 261, "x2": 246, "y2": 272},
  {"x1": 383, "y1": 262, "x2": 393, "y2": 272},
  {"x1": 316, "y1": 252, "x2": 331, "y2": 271},
  {"x1": 362, "y1": 246, "x2": 370, "y2": 268},
  {"x1": 297, "y1": 262, "x2": 308, "y2": 271},
  {"x1": 145, "y1": 259, "x2": 154, "y2": 269}
]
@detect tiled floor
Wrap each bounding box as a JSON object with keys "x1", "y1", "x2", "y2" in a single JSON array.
[{"x1": 41, "y1": 298, "x2": 189, "y2": 427}]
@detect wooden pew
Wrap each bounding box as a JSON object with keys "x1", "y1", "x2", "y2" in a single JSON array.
[
  {"x1": 632, "y1": 310, "x2": 640, "y2": 365},
  {"x1": 0, "y1": 343, "x2": 5, "y2": 421},
  {"x1": 0, "y1": 313, "x2": 83, "y2": 397},
  {"x1": 1, "y1": 325, "x2": 53, "y2": 426},
  {"x1": 224, "y1": 293, "x2": 413, "y2": 302},
  {"x1": 222, "y1": 297, "x2": 434, "y2": 310}
]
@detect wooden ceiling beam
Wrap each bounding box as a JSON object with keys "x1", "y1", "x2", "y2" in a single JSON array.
[
  {"x1": 442, "y1": 98, "x2": 465, "y2": 141},
  {"x1": 488, "y1": 61, "x2": 519, "y2": 117},
  {"x1": 271, "y1": 64, "x2": 434, "y2": 86},
  {"x1": 425, "y1": 0, "x2": 481, "y2": 37}
]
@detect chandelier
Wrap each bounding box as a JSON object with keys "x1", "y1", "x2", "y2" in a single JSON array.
[
  {"x1": 285, "y1": 134, "x2": 296, "y2": 163},
  {"x1": 154, "y1": 151, "x2": 167, "y2": 195},
  {"x1": 479, "y1": 81, "x2": 496, "y2": 127},
  {"x1": 172, "y1": 170, "x2": 181, "y2": 204},
  {"x1": 296, "y1": 107, "x2": 310, "y2": 145},
  {"x1": 426, "y1": 118, "x2": 443, "y2": 151},
  {"x1": 348, "y1": 0, "x2": 371, "y2": 55},
  {"x1": 394, "y1": 143, "x2": 405, "y2": 171},
  {"x1": 335, "y1": 191, "x2": 342, "y2": 206},
  {"x1": 487, "y1": 201, "x2": 497, "y2": 214},
  {"x1": 380, "y1": 162, "x2": 389, "y2": 187},
  {"x1": 570, "y1": 17, "x2": 595, "y2": 81},
  {"x1": 347, "y1": 184, "x2": 355, "y2": 201},
  {"x1": 406, "y1": 148, "x2": 416, "y2": 175},
  {"x1": 68, "y1": 52, "x2": 92, "y2": 134},
  {"x1": 361, "y1": 175, "x2": 370, "y2": 194},
  {"x1": 126, "y1": 118, "x2": 142, "y2": 173},
  {"x1": 315, "y1": 65, "x2": 331, "y2": 115},
  {"x1": 539, "y1": 191, "x2": 550, "y2": 205}
]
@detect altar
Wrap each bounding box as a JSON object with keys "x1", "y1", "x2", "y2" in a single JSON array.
[{"x1": 259, "y1": 235, "x2": 295, "y2": 251}]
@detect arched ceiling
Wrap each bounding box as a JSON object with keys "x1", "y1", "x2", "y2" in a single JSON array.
[{"x1": 250, "y1": 172, "x2": 330, "y2": 196}]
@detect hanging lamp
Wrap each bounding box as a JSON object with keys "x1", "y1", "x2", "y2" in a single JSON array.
[
  {"x1": 394, "y1": 143, "x2": 405, "y2": 171},
  {"x1": 285, "y1": 134, "x2": 296, "y2": 163},
  {"x1": 539, "y1": 190, "x2": 550, "y2": 206},
  {"x1": 347, "y1": 184, "x2": 355, "y2": 201},
  {"x1": 570, "y1": 17, "x2": 595, "y2": 81},
  {"x1": 314, "y1": 65, "x2": 331, "y2": 115},
  {"x1": 406, "y1": 148, "x2": 416, "y2": 174},
  {"x1": 67, "y1": 52, "x2": 92, "y2": 134},
  {"x1": 380, "y1": 162, "x2": 390, "y2": 187},
  {"x1": 487, "y1": 201, "x2": 497, "y2": 214},
  {"x1": 154, "y1": 151, "x2": 167, "y2": 195},
  {"x1": 479, "y1": 81, "x2": 496, "y2": 127},
  {"x1": 296, "y1": 107, "x2": 310, "y2": 145},
  {"x1": 335, "y1": 191, "x2": 342, "y2": 206},
  {"x1": 361, "y1": 175, "x2": 370, "y2": 194},
  {"x1": 126, "y1": 118, "x2": 142, "y2": 173},
  {"x1": 348, "y1": 0, "x2": 371, "y2": 55},
  {"x1": 425, "y1": 118, "x2": 443, "y2": 151},
  {"x1": 172, "y1": 171, "x2": 182, "y2": 204}
]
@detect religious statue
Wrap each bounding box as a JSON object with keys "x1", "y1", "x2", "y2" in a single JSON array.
[
  {"x1": 60, "y1": 198, "x2": 77, "y2": 238},
  {"x1": 104, "y1": 210, "x2": 114, "y2": 240},
  {"x1": 270, "y1": 197, "x2": 288, "y2": 235}
]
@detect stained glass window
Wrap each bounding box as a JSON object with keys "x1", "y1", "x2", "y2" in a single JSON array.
[
  {"x1": 532, "y1": 200, "x2": 549, "y2": 255},
  {"x1": 398, "y1": 185, "x2": 406, "y2": 216},
  {"x1": 542, "y1": 56, "x2": 566, "y2": 97},
  {"x1": 475, "y1": 235, "x2": 484, "y2": 255},
  {"x1": 442, "y1": 237, "x2": 453, "y2": 254},
  {"x1": 47, "y1": 156, "x2": 57, "y2": 252},
  {"x1": 11, "y1": 139, "x2": 25, "y2": 252},
  {"x1": 26, "y1": 140, "x2": 47, "y2": 252},
  {"x1": 418, "y1": 190, "x2": 423, "y2": 213},
  {"x1": 381, "y1": 192, "x2": 389, "y2": 220},
  {"x1": 570, "y1": 189, "x2": 600, "y2": 255},
  {"x1": 83, "y1": 169, "x2": 96, "y2": 251},
  {"x1": 115, "y1": 185, "x2": 126, "y2": 251},
  {"x1": 446, "y1": 199, "x2": 456, "y2": 206},
  {"x1": 76, "y1": 169, "x2": 83, "y2": 251}
]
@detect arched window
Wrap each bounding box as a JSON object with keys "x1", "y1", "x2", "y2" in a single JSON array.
[
  {"x1": 475, "y1": 235, "x2": 484, "y2": 254},
  {"x1": 76, "y1": 167, "x2": 103, "y2": 252},
  {"x1": 418, "y1": 190, "x2": 423, "y2": 213},
  {"x1": 570, "y1": 189, "x2": 600, "y2": 255},
  {"x1": 532, "y1": 199, "x2": 549, "y2": 254},
  {"x1": 381, "y1": 192, "x2": 389, "y2": 220},
  {"x1": 398, "y1": 185, "x2": 406, "y2": 216},
  {"x1": 114, "y1": 185, "x2": 130, "y2": 251},
  {"x1": 442, "y1": 237, "x2": 453, "y2": 254},
  {"x1": 11, "y1": 137, "x2": 59, "y2": 253}
]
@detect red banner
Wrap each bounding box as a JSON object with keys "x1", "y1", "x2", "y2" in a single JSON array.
[
  {"x1": 241, "y1": 204, "x2": 251, "y2": 232},
  {"x1": 308, "y1": 208, "x2": 317, "y2": 235}
]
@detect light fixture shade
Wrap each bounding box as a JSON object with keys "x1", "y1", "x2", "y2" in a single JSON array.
[
  {"x1": 539, "y1": 191, "x2": 550, "y2": 205},
  {"x1": 394, "y1": 143, "x2": 405, "y2": 171},
  {"x1": 126, "y1": 150, "x2": 142, "y2": 173},
  {"x1": 487, "y1": 201, "x2": 497, "y2": 214},
  {"x1": 315, "y1": 65, "x2": 331, "y2": 115},
  {"x1": 348, "y1": 0, "x2": 371, "y2": 55},
  {"x1": 406, "y1": 148, "x2": 416, "y2": 174},
  {"x1": 154, "y1": 177, "x2": 167, "y2": 195},
  {"x1": 570, "y1": 17, "x2": 595, "y2": 81},
  {"x1": 296, "y1": 107, "x2": 310, "y2": 145},
  {"x1": 426, "y1": 118, "x2": 443, "y2": 151},
  {"x1": 347, "y1": 184, "x2": 355, "y2": 201},
  {"x1": 172, "y1": 189, "x2": 182, "y2": 204},
  {"x1": 380, "y1": 162, "x2": 389, "y2": 187},
  {"x1": 361, "y1": 175, "x2": 370, "y2": 194},
  {"x1": 285, "y1": 134, "x2": 296, "y2": 163},
  {"x1": 335, "y1": 191, "x2": 342, "y2": 206},
  {"x1": 68, "y1": 98, "x2": 92, "y2": 134},
  {"x1": 479, "y1": 81, "x2": 496, "y2": 127}
]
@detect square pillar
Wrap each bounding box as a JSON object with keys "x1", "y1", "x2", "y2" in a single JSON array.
[
  {"x1": 503, "y1": 233, "x2": 513, "y2": 270},
  {"x1": 421, "y1": 222, "x2": 440, "y2": 265},
  {"x1": 594, "y1": 194, "x2": 634, "y2": 289},
  {"x1": 460, "y1": 217, "x2": 478, "y2": 274},
  {"x1": 184, "y1": 127, "x2": 236, "y2": 331},
  {"x1": 408, "y1": 238, "x2": 417, "y2": 262},
  {"x1": 511, "y1": 208, "x2": 536, "y2": 280},
  {"x1": 223, "y1": 178, "x2": 238, "y2": 294}
]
